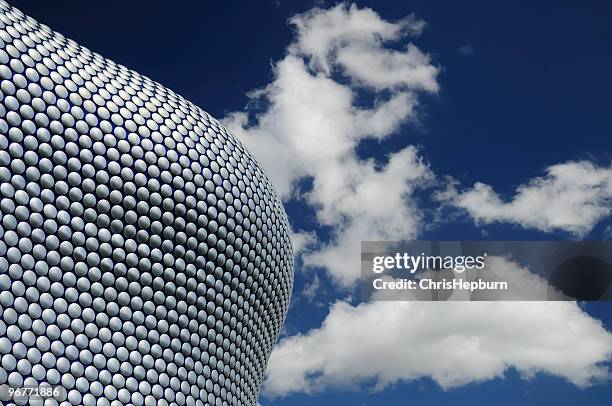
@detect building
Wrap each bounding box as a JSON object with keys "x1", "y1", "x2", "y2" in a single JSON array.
[{"x1": 0, "y1": 1, "x2": 294, "y2": 404}]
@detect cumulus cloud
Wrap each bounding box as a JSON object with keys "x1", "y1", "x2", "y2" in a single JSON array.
[
  {"x1": 288, "y1": 4, "x2": 432, "y2": 89},
  {"x1": 264, "y1": 300, "x2": 612, "y2": 397},
  {"x1": 264, "y1": 254, "x2": 612, "y2": 397},
  {"x1": 223, "y1": 3, "x2": 438, "y2": 287},
  {"x1": 439, "y1": 161, "x2": 612, "y2": 237}
]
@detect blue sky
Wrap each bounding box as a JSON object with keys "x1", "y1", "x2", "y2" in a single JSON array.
[{"x1": 14, "y1": 0, "x2": 612, "y2": 404}]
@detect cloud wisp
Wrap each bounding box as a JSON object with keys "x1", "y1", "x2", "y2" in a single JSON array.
[{"x1": 438, "y1": 161, "x2": 612, "y2": 237}]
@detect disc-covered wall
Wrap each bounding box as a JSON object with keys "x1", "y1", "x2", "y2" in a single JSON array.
[{"x1": 0, "y1": 1, "x2": 294, "y2": 405}]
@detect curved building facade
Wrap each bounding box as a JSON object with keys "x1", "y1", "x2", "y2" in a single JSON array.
[{"x1": 0, "y1": 1, "x2": 294, "y2": 405}]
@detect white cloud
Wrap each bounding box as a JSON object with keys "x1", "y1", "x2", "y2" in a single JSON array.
[
  {"x1": 264, "y1": 300, "x2": 612, "y2": 398},
  {"x1": 291, "y1": 230, "x2": 318, "y2": 257},
  {"x1": 223, "y1": 3, "x2": 438, "y2": 287},
  {"x1": 335, "y1": 43, "x2": 439, "y2": 91},
  {"x1": 288, "y1": 4, "x2": 428, "y2": 81},
  {"x1": 264, "y1": 259, "x2": 611, "y2": 397},
  {"x1": 439, "y1": 161, "x2": 612, "y2": 237},
  {"x1": 302, "y1": 273, "x2": 321, "y2": 302}
]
